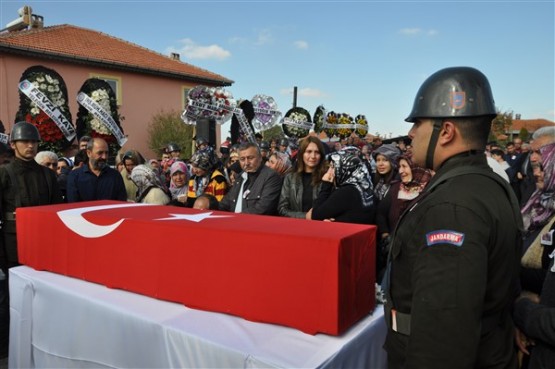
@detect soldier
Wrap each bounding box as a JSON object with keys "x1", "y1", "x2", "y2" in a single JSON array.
[
  {"x1": 384, "y1": 67, "x2": 522, "y2": 369},
  {"x1": 259, "y1": 141, "x2": 270, "y2": 164},
  {"x1": 167, "y1": 143, "x2": 181, "y2": 159},
  {"x1": 0, "y1": 122, "x2": 63, "y2": 267},
  {"x1": 0, "y1": 122, "x2": 63, "y2": 357}
]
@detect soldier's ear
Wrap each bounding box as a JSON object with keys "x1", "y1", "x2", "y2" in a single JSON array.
[{"x1": 438, "y1": 120, "x2": 457, "y2": 146}]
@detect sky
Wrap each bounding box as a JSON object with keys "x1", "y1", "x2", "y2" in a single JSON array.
[{"x1": 1, "y1": 0, "x2": 554, "y2": 141}]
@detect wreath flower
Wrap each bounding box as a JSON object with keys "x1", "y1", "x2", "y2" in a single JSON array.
[
  {"x1": 184, "y1": 86, "x2": 236, "y2": 125},
  {"x1": 281, "y1": 107, "x2": 312, "y2": 138},
  {"x1": 15, "y1": 65, "x2": 73, "y2": 155},
  {"x1": 312, "y1": 105, "x2": 326, "y2": 133},
  {"x1": 252, "y1": 94, "x2": 280, "y2": 131},
  {"x1": 354, "y1": 114, "x2": 369, "y2": 138},
  {"x1": 76, "y1": 78, "x2": 124, "y2": 163},
  {"x1": 336, "y1": 113, "x2": 354, "y2": 139},
  {"x1": 323, "y1": 111, "x2": 338, "y2": 138},
  {"x1": 212, "y1": 87, "x2": 236, "y2": 123}
]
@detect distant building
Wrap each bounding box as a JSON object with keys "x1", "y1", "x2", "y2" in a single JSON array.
[
  {"x1": 506, "y1": 118, "x2": 555, "y2": 140},
  {"x1": 0, "y1": 12, "x2": 232, "y2": 159}
]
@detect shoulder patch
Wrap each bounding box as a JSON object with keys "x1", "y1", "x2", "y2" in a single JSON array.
[{"x1": 426, "y1": 230, "x2": 465, "y2": 247}]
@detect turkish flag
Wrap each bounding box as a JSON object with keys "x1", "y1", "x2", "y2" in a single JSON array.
[{"x1": 17, "y1": 200, "x2": 376, "y2": 335}]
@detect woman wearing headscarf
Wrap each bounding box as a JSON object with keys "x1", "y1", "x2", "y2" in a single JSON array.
[
  {"x1": 130, "y1": 164, "x2": 170, "y2": 205},
  {"x1": 376, "y1": 155, "x2": 433, "y2": 240},
  {"x1": 519, "y1": 131, "x2": 555, "y2": 294},
  {"x1": 375, "y1": 155, "x2": 433, "y2": 282},
  {"x1": 168, "y1": 161, "x2": 189, "y2": 206},
  {"x1": 223, "y1": 151, "x2": 240, "y2": 186},
  {"x1": 265, "y1": 151, "x2": 292, "y2": 177},
  {"x1": 278, "y1": 136, "x2": 326, "y2": 219},
  {"x1": 513, "y1": 127, "x2": 555, "y2": 369},
  {"x1": 186, "y1": 147, "x2": 228, "y2": 207},
  {"x1": 521, "y1": 142, "x2": 555, "y2": 236},
  {"x1": 372, "y1": 143, "x2": 400, "y2": 202},
  {"x1": 309, "y1": 147, "x2": 375, "y2": 225},
  {"x1": 119, "y1": 149, "x2": 145, "y2": 202}
]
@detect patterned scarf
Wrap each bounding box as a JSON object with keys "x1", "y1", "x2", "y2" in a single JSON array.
[
  {"x1": 328, "y1": 148, "x2": 374, "y2": 208},
  {"x1": 398, "y1": 156, "x2": 433, "y2": 200},
  {"x1": 269, "y1": 152, "x2": 292, "y2": 176},
  {"x1": 130, "y1": 164, "x2": 167, "y2": 202},
  {"x1": 521, "y1": 142, "x2": 555, "y2": 231},
  {"x1": 169, "y1": 161, "x2": 189, "y2": 200}
]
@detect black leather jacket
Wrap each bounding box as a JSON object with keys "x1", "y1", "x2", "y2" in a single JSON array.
[{"x1": 278, "y1": 172, "x2": 322, "y2": 219}]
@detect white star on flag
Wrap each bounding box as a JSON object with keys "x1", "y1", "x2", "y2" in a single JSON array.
[{"x1": 155, "y1": 212, "x2": 233, "y2": 223}]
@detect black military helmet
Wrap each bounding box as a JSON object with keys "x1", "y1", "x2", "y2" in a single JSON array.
[
  {"x1": 10, "y1": 121, "x2": 41, "y2": 142},
  {"x1": 279, "y1": 138, "x2": 289, "y2": 147},
  {"x1": 196, "y1": 137, "x2": 208, "y2": 146},
  {"x1": 166, "y1": 143, "x2": 181, "y2": 152},
  {"x1": 259, "y1": 141, "x2": 270, "y2": 151},
  {"x1": 405, "y1": 66, "x2": 496, "y2": 123}
]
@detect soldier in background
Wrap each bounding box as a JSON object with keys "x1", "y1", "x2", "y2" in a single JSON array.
[{"x1": 0, "y1": 122, "x2": 63, "y2": 357}]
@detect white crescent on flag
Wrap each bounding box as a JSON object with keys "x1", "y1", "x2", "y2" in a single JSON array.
[
  {"x1": 57, "y1": 203, "x2": 153, "y2": 238},
  {"x1": 57, "y1": 203, "x2": 234, "y2": 238}
]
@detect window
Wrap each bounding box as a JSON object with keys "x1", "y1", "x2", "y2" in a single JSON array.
[{"x1": 89, "y1": 73, "x2": 122, "y2": 105}]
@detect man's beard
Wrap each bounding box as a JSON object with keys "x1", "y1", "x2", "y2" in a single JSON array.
[{"x1": 91, "y1": 158, "x2": 107, "y2": 170}]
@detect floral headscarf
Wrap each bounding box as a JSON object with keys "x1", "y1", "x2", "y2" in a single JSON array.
[
  {"x1": 130, "y1": 164, "x2": 166, "y2": 202},
  {"x1": 191, "y1": 147, "x2": 216, "y2": 172},
  {"x1": 328, "y1": 148, "x2": 374, "y2": 208},
  {"x1": 169, "y1": 161, "x2": 189, "y2": 200},
  {"x1": 397, "y1": 155, "x2": 433, "y2": 200},
  {"x1": 521, "y1": 142, "x2": 555, "y2": 231},
  {"x1": 268, "y1": 152, "x2": 292, "y2": 176}
]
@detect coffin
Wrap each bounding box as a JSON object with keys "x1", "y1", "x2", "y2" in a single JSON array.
[{"x1": 17, "y1": 200, "x2": 376, "y2": 335}]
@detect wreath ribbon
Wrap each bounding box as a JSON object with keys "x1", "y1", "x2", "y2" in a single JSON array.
[
  {"x1": 19, "y1": 80, "x2": 76, "y2": 141},
  {"x1": 282, "y1": 117, "x2": 314, "y2": 130},
  {"x1": 77, "y1": 92, "x2": 127, "y2": 146},
  {"x1": 233, "y1": 107, "x2": 257, "y2": 143}
]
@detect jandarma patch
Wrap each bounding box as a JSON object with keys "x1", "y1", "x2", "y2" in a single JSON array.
[{"x1": 426, "y1": 230, "x2": 465, "y2": 247}]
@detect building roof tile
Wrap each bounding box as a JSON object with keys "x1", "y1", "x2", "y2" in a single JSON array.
[
  {"x1": 510, "y1": 118, "x2": 555, "y2": 132},
  {"x1": 0, "y1": 24, "x2": 233, "y2": 85}
]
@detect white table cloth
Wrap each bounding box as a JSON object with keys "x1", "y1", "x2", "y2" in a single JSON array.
[{"x1": 9, "y1": 266, "x2": 387, "y2": 368}]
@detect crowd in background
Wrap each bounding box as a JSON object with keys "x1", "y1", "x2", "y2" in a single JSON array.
[{"x1": 4, "y1": 129, "x2": 552, "y2": 278}]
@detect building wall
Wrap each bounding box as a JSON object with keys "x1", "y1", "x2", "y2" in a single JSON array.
[{"x1": 0, "y1": 53, "x2": 221, "y2": 160}]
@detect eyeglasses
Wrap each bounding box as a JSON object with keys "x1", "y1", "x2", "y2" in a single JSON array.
[{"x1": 45, "y1": 162, "x2": 58, "y2": 168}]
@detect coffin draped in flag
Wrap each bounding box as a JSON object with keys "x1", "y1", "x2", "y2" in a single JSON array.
[{"x1": 16, "y1": 200, "x2": 377, "y2": 335}]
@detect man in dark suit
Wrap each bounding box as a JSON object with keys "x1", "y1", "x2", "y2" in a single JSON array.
[{"x1": 219, "y1": 142, "x2": 283, "y2": 215}]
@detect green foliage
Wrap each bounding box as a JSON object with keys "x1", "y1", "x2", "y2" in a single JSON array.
[
  {"x1": 261, "y1": 125, "x2": 285, "y2": 141},
  {"x1": 519, "y1": 127, "x2": 530, "y2": 142},
  {"x1": 491, "y1": 110, "x2": 513, "y2": 137},
  {"x1": 147, "y1": 110, "x2": 194, "y2": 159}
]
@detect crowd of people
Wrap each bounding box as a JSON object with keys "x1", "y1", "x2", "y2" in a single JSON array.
[{"x1": 0, "y1": 67, "x2": 553, "y2": 368}]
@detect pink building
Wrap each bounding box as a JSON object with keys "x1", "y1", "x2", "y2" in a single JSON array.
[{"x1": 0, "y1": 22, "x2": 233, "y2": 159}]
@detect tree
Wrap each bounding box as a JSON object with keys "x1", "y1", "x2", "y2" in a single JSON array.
[
  {"x1": 147, "y1": 110, "x2": 194, "y2": 159},
  {"x1": 261, "y1": 125, "x2": 285, "y2": 142},
  {"x1": 489, "y1": 110, "x2": 513, "y2": 142},
  {"x1": 519, "y1": 127, "x2": 530, "y2": 142}
]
